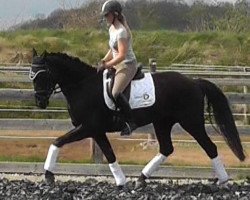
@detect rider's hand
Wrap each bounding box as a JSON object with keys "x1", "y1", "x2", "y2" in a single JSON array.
[{"x1": 97, "y1": 60, "x2": 106, "y2": 73}]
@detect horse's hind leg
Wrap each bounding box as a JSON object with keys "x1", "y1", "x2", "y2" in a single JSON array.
[
  {"x1": 136, "y1": 120, "x2": 174, "y2": 187},
  {"x1": 180, "y1": 119, "x2": 229, "y2": 184},
  {"x1": 94, "y1": 134, "x2": 126, "y2": 188}
]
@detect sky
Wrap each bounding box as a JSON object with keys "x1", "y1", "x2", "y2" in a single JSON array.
[
  {"x1": 0, "y1": 0, "x2": 238, "y2": 30},
  {"x1": 0, "y1": 0, "x2": 88, "y2": 30}
]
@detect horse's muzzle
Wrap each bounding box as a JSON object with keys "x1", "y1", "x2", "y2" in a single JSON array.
[{"x1": 35, "y1": 93, "x2": 49, "y2": 109}]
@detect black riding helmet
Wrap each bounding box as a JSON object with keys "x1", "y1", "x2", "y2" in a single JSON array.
[{"x1": 101, "y1": 0, "x2": 122, "y2": 17}]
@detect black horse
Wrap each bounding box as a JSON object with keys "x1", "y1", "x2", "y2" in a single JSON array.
[{"x1": 30, "y1": 49, "x2": 245, "y2": 187}]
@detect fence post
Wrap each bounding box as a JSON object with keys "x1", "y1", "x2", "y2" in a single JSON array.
[
  {"x1": 149, "y1": 58, "x2": 157, "y2": 73},
  {"x1": 91, "y1": 139, "x2": 103, "y2": 163},
  {"x1": 243, "y1": 67, "x2": 248, "y2": 125}
]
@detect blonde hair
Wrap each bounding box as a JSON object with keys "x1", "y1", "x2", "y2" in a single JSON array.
[{"x1": 117, "y1": 13, "x2": 132, "y2": 40}]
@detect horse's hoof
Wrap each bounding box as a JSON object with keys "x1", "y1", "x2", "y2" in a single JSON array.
[
  {"x1": 211, "y1": 177, "x2": 229, "y2": 189},
  {"x1": 208, "y1": 177, "x2": 219, "y2": 184},
  {"x1": 67, "y1": 183, "x2": 76, "y2": 193},
  {"x1": 45, "y1": 170, "x2": 55, "y2": 185},
  {"x1": 117, "y1": 185, "x2": 124, "y2": 190},
  {"x1": 135, "y1": 179, "x2": 146, "y2": 189},
  {"x1": 218, "y1": 180, "x2": 230, "y2": 190}
]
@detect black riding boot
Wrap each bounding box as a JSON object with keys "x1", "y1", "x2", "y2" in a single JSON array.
[{"x1": 116, "y1": 93, "x2": 137, "y2": 136}]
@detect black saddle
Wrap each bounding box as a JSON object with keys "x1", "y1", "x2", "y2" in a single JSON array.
[
  {"x1": 106, "y1": 63, "x2": 145, "y2": 104},
  {"x1": 132, "y1": 63, "x2": 145, "y2": 80}
]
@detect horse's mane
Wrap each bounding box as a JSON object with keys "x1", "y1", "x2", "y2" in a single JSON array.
[{"x1": 46, "y1": 52, "x2": 96, "y2": 76}]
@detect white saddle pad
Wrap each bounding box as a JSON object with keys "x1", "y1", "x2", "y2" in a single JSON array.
[{"x1": 103, "y1": 69, "x2": 155, "y2": 110}]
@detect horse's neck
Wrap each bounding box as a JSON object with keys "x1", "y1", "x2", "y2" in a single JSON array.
[
  {"x1": 59, "y1": 72, "x2": 102, "y2": 102},
  {"x1": 47, "y1": 54, "x2": 96, "y2": 82},
  {"x1": 47, "y1": 54, "x2": 99, "y2": 101},
  {"x1": 49, "y1": 60, "x2": 96, "y2": 92}
]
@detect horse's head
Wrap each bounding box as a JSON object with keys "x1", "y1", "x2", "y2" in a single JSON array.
[
  {"x1": 29, "y1": 49, "x2": 56, "y2": 109},
  {"x1": 29, "y1": 49, "x2": 97, "y2": 109}
]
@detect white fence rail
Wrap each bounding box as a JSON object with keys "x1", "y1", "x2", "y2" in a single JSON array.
[
  {"x1": 0, "y1": 63, "x2": 249, "y2": 163},
  {"x1": 0, "y1": 63, "x2": 249, "y2": 132}
]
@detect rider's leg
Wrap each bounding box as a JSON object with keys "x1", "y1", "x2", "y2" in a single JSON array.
[
  {"x1": 115, "y1": 93, "x2": 137, "y2": 135},
  {"x1": 112, "y1": 61, "x2": 137, "y2": 136}
]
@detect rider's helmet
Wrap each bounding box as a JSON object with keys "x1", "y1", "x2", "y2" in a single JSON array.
[{"x1": 101, "y1": 0, "x2": 122, "y2": 16}]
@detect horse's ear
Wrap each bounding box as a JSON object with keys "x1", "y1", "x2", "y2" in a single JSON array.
[
  {"x1": 32, "y1": 48, "x2": 38, "y2": 57},
  {"x1": 41, "y1": 50, "x2": 48, "y2": 58}
]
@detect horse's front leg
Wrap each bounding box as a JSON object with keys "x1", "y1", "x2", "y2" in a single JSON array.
[
  {"x1": 136, "y1": 122, "x2": 173, "y2": 188},
  {"x1": 44, "y1": 124, "x2": 88, "y2": 184},
  {"x1": 94, "y1": 134, "x2": 126, "y2": 189}
]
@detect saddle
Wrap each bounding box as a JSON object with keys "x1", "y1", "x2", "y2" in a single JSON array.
[
  {"x1": 106, "y1": 63, "x2": 145, "y2": 103},
  {"x1": 103, "y1": 65, "x2": 155, "y2": 110}
]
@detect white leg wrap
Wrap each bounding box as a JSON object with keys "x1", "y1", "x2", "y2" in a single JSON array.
[
  {"x1": 212, "y1": 156, "x2": 229, "y2": 184},
  {"x1": 109, "y1": 161, "x2": 126, "y2": 186},
  {"x1": 142, "y1": 153, "x2": 167, "y2": 178},
  {"x1": 44, "y1": 144, "x2": 59, "y2": 172}
]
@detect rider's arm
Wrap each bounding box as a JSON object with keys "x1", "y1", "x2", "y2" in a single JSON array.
[
  {"x1": 104, "y1": 38, "x2": 127, "y2": 68},
  {"x1": 102, "y1": 49, "x2": 113, "y2": 62}
]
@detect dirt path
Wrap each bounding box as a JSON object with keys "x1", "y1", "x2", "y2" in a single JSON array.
[{"x1": 0, "y1": 130, "x2": 249, "y2": 167}]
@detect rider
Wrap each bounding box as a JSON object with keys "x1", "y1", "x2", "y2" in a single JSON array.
[{"x1": 100, "y1": 0, "x2": 138, "y2": 136}]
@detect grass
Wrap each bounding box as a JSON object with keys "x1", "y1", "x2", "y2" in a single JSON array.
[
  {"x1": 0, "y1": 156, "x2": 45, "y2": 163},
  {"x1": 0, "y1": 29, "x2": 250, "y2": 66},
  {"x1": 0, "y1": 111, "x2": 69, "y2": 119},
  {"x1": 0, "y1": 100, "x2": 66, "y2": 108},
  {"x1": 0, "y1": 99, "x2": 67, "y2": 119},
  {"x1": 0, "y1": 82, "x2": 33, "y2": 89},
  {"x1": 0, "y1": 156, "x2": 93, "y2": 164}
]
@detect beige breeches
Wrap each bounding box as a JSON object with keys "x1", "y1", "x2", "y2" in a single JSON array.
[{"x1": 112, "y1": 61, "x2": 137, "y2": 98}]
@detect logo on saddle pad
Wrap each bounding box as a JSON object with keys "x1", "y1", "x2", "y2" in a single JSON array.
[{"x1": 103, "y1": 69, "x2": 155, "y2": 110}]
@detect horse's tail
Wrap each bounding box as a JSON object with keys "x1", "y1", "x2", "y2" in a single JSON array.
[{"x1": 197, "y1": 78, "x2": 245, "y2": 161}]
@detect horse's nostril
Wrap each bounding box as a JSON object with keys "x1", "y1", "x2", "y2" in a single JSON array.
[
  {"x1": 39, "y1": 102, "x2": 47, "y2": 109},
  {"x1": 35, "y1": 97, "x2": 48, "y2": 109}
]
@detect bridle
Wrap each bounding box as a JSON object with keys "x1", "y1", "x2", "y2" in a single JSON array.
[{"x1": 29, "y1": 63, "x2": 58, "y2": 100}]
